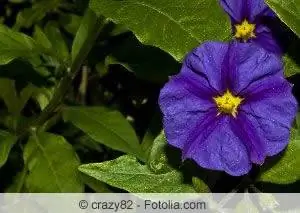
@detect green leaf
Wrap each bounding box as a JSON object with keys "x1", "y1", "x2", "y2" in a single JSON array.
[
  {"x1": 0, "y1": 60, "x2": 56, "y2": 114},
  {"x1": 266, "y1": 0, "x2": 300, "y2": 38},
  {"x1": 75, "y1": 135, "x2": 104, "y2": 153},
  {"x1": 0, "y1": 78, "x2": 35, "y2": 115},
  {"x1": 5, "y1": 168, "x2": 27, "y2": 192},
  {"x1": 192, "y1": 177, "x2": 211, "y2": 193},
  {"x1": 258, "y1": 128, "x2": 300, "y2": 184},
  {"x1": 59, "y1": 13, "x2": 82, "y2": 35},
  {"x1": 33, "y1": 26, "x2": 52, "y2": 50},
  {"x1": 79, "y1": 155, "x2": 196, "y2": 193},
  {"x1": 148, "y1": 131, "x2": 173, "y2": 174},
  {"x1": 146, "y1": 130, "x2": 209, "y2": 192},
  {"x1": 44, "y1": 22, "x2": 70, "y2": 62},
  {"x1": 32, "y1": 87, "x2": 55, "y2": 110},
  {"x1": 80, "y1": 173, "x2": 111, "y2": 192},
  {"x1": 0, "y1": 114, "x2": 29, "y2": 132},
  {"x1": 71, "y1": 9, "x2": 103, "y2": 65},
  {"x1": 63, "y1": 106, "x2": 145, "y2": 161},
  {"x1": 296, "y1": 114, "x2": 300, "y2": 129},
  {"x1": 0, "y1": 130, "x2": 17, "y2": 168},
  {"x1": 0, "y1": 59, "x2": 52, "y2": 87},
  {"x1": 33, "y1": 26, "x2": 64, "y2": 66},
  {"x1": 109, "y1": 24, "x2": 130, "y2": 37},
  {"x1": 89, "y1": 0, "x2": 231, "y2": 61},
  {"x1": 14, "y1": 0, "x2": 63, "y2": 29},
  {"x1": 24, "y1": 132, "x2": 83, "y2": 192},
  {"x1": 283, "y1": 37, "x2": 300, "y2": 77},
  {"x1": 141, "y1": 112, "x2": 162, "y2": 161},
  {"x1": 0, "y1": 24, "x2": 38, "y2": 65},
  {"x1": 284, "y1": 54, "x2": 300, "y2": 77}
]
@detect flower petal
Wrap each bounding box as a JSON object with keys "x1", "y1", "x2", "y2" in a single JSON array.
[
  {"x1": 220, "y1": 0, "x2": 275, "y2": 23},
  {"x1": 245, "y1": 0, "x2": 275, "y2": 22},
  {"x1": 253, "y1": 25, "x2": 282, "y2": 54},
  {"x1": 244, "y1": 113, "x2": 291, "y2": 156},
  {"x1": 230, "y1": 112, "x2": 266, "y2": 164},
  {"x1": 182, "y1": 115, "x2": 251, "y2": 176},
  {"x1": 220, "y1": 0, "x2": 244, "y2": 23},
  {"x1": 241, "y1": 75, "x2": 298, "y2": 155},
  {"x1": 224, "y1": 42, "x2": 282, "y2": 94},
  {"x1": 159, "y1": 74, "x2": 216, "y2": 149},
  {"x1": 184, "y1": 42, "x2": 229, "y2": 92},
  {"x1": 241, "y1": 74, "x2": 297, "y2": 127}
]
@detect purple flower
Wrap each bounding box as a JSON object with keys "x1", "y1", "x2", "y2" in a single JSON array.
[
  {"x1": 220, "y1": 0, "x2": 281, "y2": 54},
  {"x1": 159, "y1": 42, "x2": 297, "y2": 176}
]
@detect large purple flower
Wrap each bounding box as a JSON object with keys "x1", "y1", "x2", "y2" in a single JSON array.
[
  {"x1": 159, "y1": 42, "x2": 297, "y2": 176},
  {"x1": 220, "y1": 0, "x2": 281, "y2": 54}
]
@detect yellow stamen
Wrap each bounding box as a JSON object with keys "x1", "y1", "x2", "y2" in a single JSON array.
[
  {"x1": 234, "y1": 19, "x2": 256, "y2": 42},
  {"x1": 213, "y1": 90, "x2": 243, "y2": 117}
]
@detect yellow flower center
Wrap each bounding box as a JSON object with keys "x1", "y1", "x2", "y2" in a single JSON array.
[
  {"x1": 213, "y1": 90, "x2": 243, "y2": 117},
  {"x1": 234, "y1": 20, "x2": 256, "y2": 42}
]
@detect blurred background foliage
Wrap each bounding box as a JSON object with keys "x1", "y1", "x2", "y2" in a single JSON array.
[{"x1": 0, "y1": 0, "x2": 180, "y2": 193}]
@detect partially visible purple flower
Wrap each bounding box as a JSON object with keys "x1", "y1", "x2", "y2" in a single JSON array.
[
  {"x1": 159, "y1": 42, "x2": 297, "y2": 176},
  {"x1": 220, "y1": 0, "x2": 281, "y2": 54}
]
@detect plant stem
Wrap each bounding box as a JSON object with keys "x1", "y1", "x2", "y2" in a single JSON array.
[{"x1": 78, "y1": 65, "x2": 89, "y2": 105}]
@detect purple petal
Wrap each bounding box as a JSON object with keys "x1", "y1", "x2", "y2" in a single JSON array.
[
  {"x1": 221, "y1": 41, "x2": 240, "y2": 92},
  {"x1": 220, "y1": 0, "x2": 275, "y2": 23},
  {"x1": 246, "y1": 0, "x2": 275, "y2": 22},
  {"x1": 244, "y1": 113, "x2": 291, "y2": 156},
  {"x1": 241, "y1": 75, "x2": 298, "y2": 155},
  {"x1": 224, "y1": 42, "x2": 282, "y2": 94},
  {"x1": 184, "y1": 42, "x2": 229, "y2": 92},
  {"x1": 159, "y1": 74, "x2": 216, "y2": 149},
  {"x1": 241, "y1": 73, "x2": 290, "y2": 103},
  {"x1": 253, "y1": 25, "x2": 282, "y2": 55},
  {"x1": 182, "y1": 115, "x2": 251, "y2": 176},
  {"x1": 230, "y1": 112, "x2": 266, "y2": 164},
  {"x1": 220, "y1": 0, "x2": 244, "y2": 23}
]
